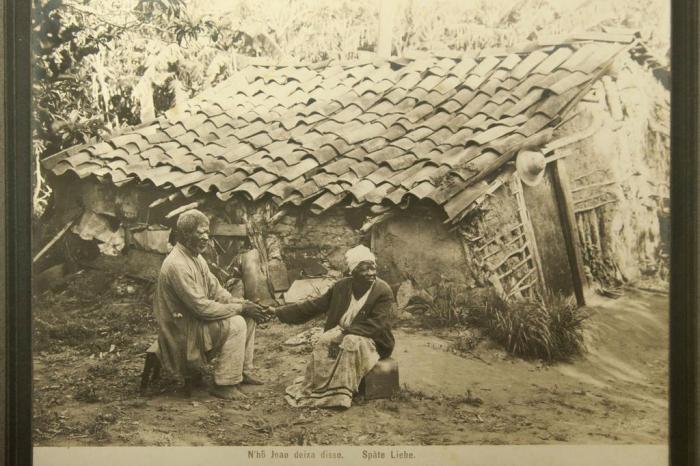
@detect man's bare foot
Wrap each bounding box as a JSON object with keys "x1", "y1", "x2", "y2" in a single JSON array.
[
  {"x1": 241, "y1": 373, "x2": 264, "y2": 385},
  {"x1": 210, "y1": 384, "x2": 248, "y2": 400}
]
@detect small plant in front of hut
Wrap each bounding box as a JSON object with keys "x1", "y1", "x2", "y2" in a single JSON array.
[
  {"x1": 421, "y1": 279, "x2": 486, "y2": 327},
  {"x1": 467, "y1": 290, "x2": 588, "y2": 362},
  {"x1": 426, "y1": 281, "x2": 466, "y2": 326}
]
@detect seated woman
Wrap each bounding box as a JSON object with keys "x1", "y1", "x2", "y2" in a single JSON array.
[{"x1": 269, "y1": 245, "x2": 395, "y2": 409}]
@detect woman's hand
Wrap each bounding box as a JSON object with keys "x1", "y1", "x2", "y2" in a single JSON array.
[
  {"x1": 331, "y1": 331, "x2": 345, "y2": 344},
  {"x1": 328, "y1": 343, "x2": 340, "y2": 359},
  {"x1": 327, "y1": 330, "x2": 345, "y2": 358},
  {"x1": 241, "y1": 302, "x2": 270, "y2": 323},
  {"x1": 260, "y1": 305, "x2": 279, "y2": 322}
]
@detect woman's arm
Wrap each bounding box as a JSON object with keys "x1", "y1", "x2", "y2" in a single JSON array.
[{"x1": 275, "y1": 286, "x2": 333, "y2": 324}]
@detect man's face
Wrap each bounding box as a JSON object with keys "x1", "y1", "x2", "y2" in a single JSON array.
[
  {"x1": 352, "y1": 261, "x2": 377, "y2": 287},
  {"x1": 184, "y1": 222, "x2": 210, "y2": 255}
]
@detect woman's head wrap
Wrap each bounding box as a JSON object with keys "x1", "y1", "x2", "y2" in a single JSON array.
[{"x1": 345, "y1": 245, "x2": 376, "y2": 273}]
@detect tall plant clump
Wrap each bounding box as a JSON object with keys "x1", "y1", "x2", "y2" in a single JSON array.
[{"x1": 469, "y1": 290, "x2": 588, "y2": 361}]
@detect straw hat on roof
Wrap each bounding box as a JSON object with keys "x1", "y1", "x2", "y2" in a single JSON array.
[{"x1": 515, "y1": 149, "x2": 546, "y2": 186}]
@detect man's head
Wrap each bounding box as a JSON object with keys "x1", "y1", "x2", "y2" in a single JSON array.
[
  {"x1": 345, "y1": 245, "x2": 377, "y2": 288},
  {"x1": 177, "y1": 209, "x2": 210, "y2": 255}
]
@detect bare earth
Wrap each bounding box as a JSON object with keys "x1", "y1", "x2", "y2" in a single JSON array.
[{"x1": 32, "y1": 272, "x2": 667, "y2": 446}]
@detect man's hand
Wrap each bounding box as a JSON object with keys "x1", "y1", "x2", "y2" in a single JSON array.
[
  {"x1": 241, "y1": 302, "x2": 269, "y2": 324},
  {"x1": 259, "y1": 305, "x2": 279, "y2": 322}
]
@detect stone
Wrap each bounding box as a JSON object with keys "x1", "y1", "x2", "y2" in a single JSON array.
[
  {"x1": 360, "y1": 358, "x2": 399, "y2": 400},
  {"x1": 395, "y1": 280, "x2": 432, "y2": 319},
  {"x1": 131, "y1": 227, "x2": 172, "y2": 254},
  {"x1": 283, "y1": 327, "x2": 324, "y2": 346},
  {"x1": 395, "y1": 280, "x2": 415, "y2": 310},
  {"x1": 283, "y1": 277, "x2": 335, "y2": 303},
  {"x1": 268, "y1": 258, "x2": 290, "y2": 292}
]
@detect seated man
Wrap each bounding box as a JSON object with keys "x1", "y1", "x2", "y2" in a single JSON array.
[
  {"x1": 153, "y1": 209, "x2": 268, "y2": 400},
  {"x1": 268, "y1": 245, "x2": 395, "y2": 409}
]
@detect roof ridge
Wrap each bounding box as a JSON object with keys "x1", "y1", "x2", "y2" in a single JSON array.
[{"x1": 221, "y1": 30, "x2": 639, "y2": 70}]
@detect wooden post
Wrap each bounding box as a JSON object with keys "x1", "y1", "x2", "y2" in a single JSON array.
[
  {"x1": 551, "y1": 159, "x2": 587, "y2": 306},
  {"x1": 377, "y1": 0, "x2": 397, "y2": 58}
]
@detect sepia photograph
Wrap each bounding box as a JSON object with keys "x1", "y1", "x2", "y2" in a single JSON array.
[{"x1": 28, "y1": 0, "x2": 671, "y2": 461}]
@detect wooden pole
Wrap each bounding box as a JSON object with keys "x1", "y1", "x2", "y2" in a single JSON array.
[
  {"x1": 377, "y1": 0, "x2": 397, "y2": 59},
  {"x1": 551, "y1": 159, "x2": 587, "y2": 306},
  {"x1": 165, "y1": 200, "x2": 202, "y2": 219},
  {"x1": 32, "y1": 218, "x2": 75, "y2": 264}
]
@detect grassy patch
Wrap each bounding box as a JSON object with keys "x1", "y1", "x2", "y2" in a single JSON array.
[
  {"x1": 405, "y1": 280, "x2": 482, "y2": 327},
  {"x1": 415, "y1": 283, "x2": 588, "y2": 361},
  {"x1": 469, "y1": 291, "x2": 588, "y2": 361}
]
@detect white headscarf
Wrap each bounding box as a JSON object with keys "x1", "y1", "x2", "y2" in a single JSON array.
[{"x1": 345, "y1": 245, "x2": 376, "y2": 273}]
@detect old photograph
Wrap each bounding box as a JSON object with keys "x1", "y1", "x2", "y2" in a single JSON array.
[{"x1": 31, "y1": 0, "x2": 670, "y2": 451}]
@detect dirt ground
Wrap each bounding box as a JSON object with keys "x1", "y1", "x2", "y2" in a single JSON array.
[{"x1": 32, "y1": 270, "x2": 668, "y2": 446}]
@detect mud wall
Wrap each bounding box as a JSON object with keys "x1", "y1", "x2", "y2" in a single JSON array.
[
  {"x1": 555, "y1": 57, "x2": 670, "y2": 287},
  {"x1": 372, "y1": 206, "x2": 471, "y2": 289},
  {"x1": 268, "y1": 206, "x2": 362, "y2": 278}
]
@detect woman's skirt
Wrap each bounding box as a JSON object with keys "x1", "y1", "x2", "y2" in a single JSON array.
[{"x1": 285, "y1": 327, "x2": 380, "y2": 408}]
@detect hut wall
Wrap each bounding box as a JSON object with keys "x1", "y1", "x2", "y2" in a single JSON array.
[
  {"x1": 269, "y1": 206, "x2": 362, "y2": 279},
  {"x1": 458, "y1": 179, "x2": 540, "y2": 301},
  {"x1": 555, "y1": 58, "x2": 670, "y2": 287},
  {"x1": 372, "y1": 206, "x2": 471, "y2": 289}
]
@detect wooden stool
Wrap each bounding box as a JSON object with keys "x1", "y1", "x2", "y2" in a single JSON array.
[
  {"x1": 140, "y1": 340, "x2": 203, "y2": 397},
  {"x1": 359, "y1": 357, "x2": 399, "y2": 400},
  {"x1": 139, "y1": 341, "x2": 161, "y2": 396}
]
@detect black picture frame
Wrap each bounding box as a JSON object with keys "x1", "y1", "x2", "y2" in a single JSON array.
[
  {"x1": 6, "y1": 0, "x2": 33, "y2": 464},
  {"x1": 4, "y1": 0, "x2": 698, "y2": 464},
  {"x1": 668, "y1": 0, "x2": 699, "y2": 465}
]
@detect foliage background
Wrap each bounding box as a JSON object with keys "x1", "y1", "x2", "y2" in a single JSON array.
[{"x1": 31, "y1": 0, "x2": 671, "y2": 216}]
